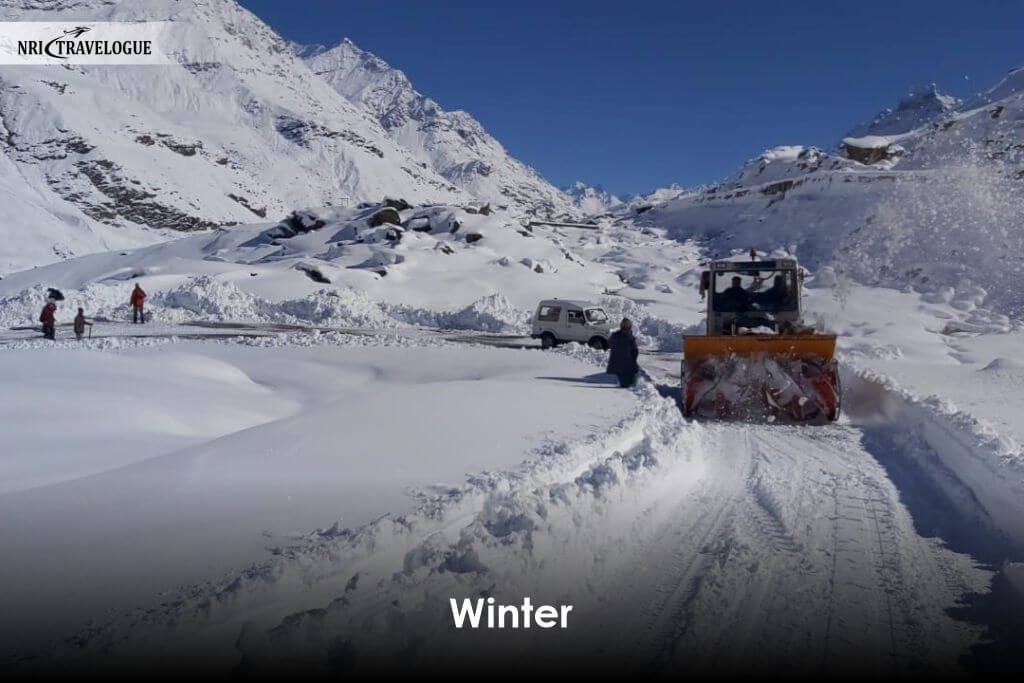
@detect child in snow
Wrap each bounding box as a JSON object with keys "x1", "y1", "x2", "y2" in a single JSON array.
[
  {"x1": 130, "y1": 282, "x2": 147, "y2": 324},
  {"x1": 73, "y1": 308, "x2": 92, "y2": 340},
  {"x1": 39, "y1": 299, "x2": 57, "y2": 340}
]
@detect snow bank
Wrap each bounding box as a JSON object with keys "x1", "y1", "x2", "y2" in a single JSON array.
[
  {"x1": 155, "y1": 276, "x2": 277, "y2": 322},
  {"x1": 2, "y1": 279, "x2": 535, "y2": 336},
  {"x1": 40, "y1": 385, "x2": 682, "y2": 675},
  {"x1": 280, "y1": 288, "x2": 397, "y2": 329},
  {"x1": 389, "y1": 293, "x2": 529, "y2": 333},
  {"x1": 0, "y1": 283, "x2": 132, "y2": 328},
  {"x1": 844, "y1": 366, "x2": 1024, "y2": 550},
  {"x1": 598, "y1": 295, "x2": 693, "y2": 351},
  {"x1": 0, "y1": 340, "x2": 638, "y2": 664}
]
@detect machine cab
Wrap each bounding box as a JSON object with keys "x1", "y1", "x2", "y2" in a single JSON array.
[{"x1": 699, "y1": 259, "x2": 801, "y2": 335}]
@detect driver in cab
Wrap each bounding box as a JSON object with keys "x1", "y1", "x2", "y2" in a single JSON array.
[
  {"x1": 718, "y1": 275, "x2": 752, "y2": 312},
  {"x1": 755, "y1": 275, "x2": 791, "y2": 310}
]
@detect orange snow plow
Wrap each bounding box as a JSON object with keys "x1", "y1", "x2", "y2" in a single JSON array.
[{"x1": 681, "y1": 259, "x2": 840, "y2": 422}]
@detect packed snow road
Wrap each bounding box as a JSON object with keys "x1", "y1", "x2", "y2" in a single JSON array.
[{"x1": 594, "y1": 422, "x2": 985, "y2": 675}]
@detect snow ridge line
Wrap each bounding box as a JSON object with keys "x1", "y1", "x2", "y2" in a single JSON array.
[
  {"x1": 42, "y1": 382, "x2": 690, "y2": 672},
  {"x1": 844, "y1": 365, "x2": 1024, "y2": 551}
]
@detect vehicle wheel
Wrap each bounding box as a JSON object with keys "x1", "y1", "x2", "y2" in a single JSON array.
[
  {"x1": 829, "y1": 366, "x2": 842, "y2": 421},
  {"x1": 541, "y1": 332, "x2": 556, "y2": 349},
  {"x1": 588, "y1": 336, "x2": 608, "y2": 351}
]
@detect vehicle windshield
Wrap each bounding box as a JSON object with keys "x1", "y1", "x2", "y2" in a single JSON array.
[
  {"x1": 712, "y1": 270, "x2": 797, "y2": 313},
  {"x1": 585, "y1": 308, "x2": 608, "y2": 324}
]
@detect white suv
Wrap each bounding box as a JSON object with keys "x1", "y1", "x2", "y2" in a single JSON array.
[{"x1": 531, "y1": 299, "x2": 613, "y2": 350}]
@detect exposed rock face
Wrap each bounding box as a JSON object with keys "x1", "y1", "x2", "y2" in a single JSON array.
[
  {"x1": 48, "y1": 159, "x2": 221, "y2": 231},
  {"x1": 0, "y1": 0, "x2": 469, "y2": 273},
  {"x1": 839, "y1": 132, "x2": 912, "y2": 165},
  {"x1": 367, "y1": 207, "x2": 401, "y2": 227},
  {"x1": 266, "y1": 210, "x2": 327, "y2": 239},
  {"x1": 382, "y1": 197, "x2": 411, "y2": 211}
]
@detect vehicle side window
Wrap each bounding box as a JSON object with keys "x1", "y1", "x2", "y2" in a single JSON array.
[
  {"x1": 567, "y1": 310, "x2": 584, "y2": 324},
  {"x1": 538, "y1": 305, "x2": 561, "y2": 322}
]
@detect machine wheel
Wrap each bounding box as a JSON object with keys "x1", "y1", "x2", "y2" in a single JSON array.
[
  {"x1": 680, "y1": 361, "x2": 695, "y2": 417},
  {"x1": 541, "y1": 332, "x2": 556, "y2": 349},
  {"x1": 829, "y1": 365, "x2": 842, "y2": 421},
  {"x1": 588, "y1": 336, "x2": 608, "y2": 351}
]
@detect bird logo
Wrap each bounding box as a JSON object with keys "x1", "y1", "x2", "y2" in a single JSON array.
[
  {"x1": 62, "y1": 26, "x2": 92, "y2": 39},
  {"x1": 44, "y1": 25, "x2": 92, "y2": 59}
]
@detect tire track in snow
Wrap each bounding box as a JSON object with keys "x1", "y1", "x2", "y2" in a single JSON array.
[
  {"x1": 610, "y1": 421, "x2": 985, "y2": 676},
  {"x1": 630, "y1": 428, "x2": 748, "y2": 669}
]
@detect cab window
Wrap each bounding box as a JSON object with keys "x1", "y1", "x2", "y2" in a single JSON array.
[
  {"x1": 585, "y1": 308, "x2": 608, "y2": 324},
  {"x1": 538, "y1": 305, "x2": 561, "y2": 322},
  {"x1": 712, "y1": 270, "x2": 797, "y2": 313},
  {"x1": 567, "y1": 310, "x2": 585, "y2": 324}
]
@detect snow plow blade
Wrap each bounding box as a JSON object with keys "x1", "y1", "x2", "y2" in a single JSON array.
[
  {"x1": 682, "y1": 334, "x2": 840, "y2": 422},
  {"x1": 683, "y1": 334, "x2": 836, "y2": 361}
]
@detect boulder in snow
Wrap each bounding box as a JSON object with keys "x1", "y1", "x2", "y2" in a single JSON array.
[
  {"x1": 405, "y1": 216, "x2": 432, "y2": 232},
  {"x1": 295, "y1": 262, "x2": 331, "y2": 284},
  {"x1": 367, "y1": 206, "x2": 401, "y2": 227},
  {"x1": 382, "y1": 197, "x2": 411, "y2": 211},
  {"x1": 841, "y1": 136, "x2": 903, "y2": 165}
]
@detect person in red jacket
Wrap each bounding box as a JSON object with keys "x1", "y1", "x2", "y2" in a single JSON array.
[
  {"x1": 130, "y1": 282, "x2": 147, "y2": 324},
  {"x1": 39, "y1": 300, "x2": 57, "y2": 340}
]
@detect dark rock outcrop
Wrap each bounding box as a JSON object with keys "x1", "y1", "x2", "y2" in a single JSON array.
[{"x1": 367, "y1": 206, "x2": 401, "y2": 227}]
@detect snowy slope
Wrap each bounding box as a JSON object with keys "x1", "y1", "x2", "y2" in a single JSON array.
[
  {"x1": 0, "y1": 340, "x2": 636, "y2": 656},
  {"x1": 0, "y1": 0, "x2": 468, "y2": 274},
  {"x1": 0, "y1": 195, "x2": 710, "y2": 354},
  {"x1": 303, "y1": 39, "x2": 572, "y2": 218},
  {"x1": 643, "y1": 67, "x2": 1024, "y2": 317},
  {"x1": 0, "y1": 202, "x2": 617, "y2": 313}
]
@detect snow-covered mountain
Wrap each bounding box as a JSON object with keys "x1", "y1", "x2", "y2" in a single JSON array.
[
  {"x1": 563, "y1": 181, "x2": 623, "y2": 214},
  {"x1": 846, "y1": 84, "x2": 961, "y2": 138},
  {"x1": 303, "y1": 39, "x2": 573, "y2": 218},
  {"x1": 0, "y1": 0, "x2": 468, "y2": 275},
  {"x1": 644, "y1": 66, "x2": 1024, "y2": 317}
]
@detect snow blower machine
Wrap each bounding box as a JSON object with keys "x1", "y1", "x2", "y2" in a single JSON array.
[{"x1": 681, "y1": 258, "x2": 840, "y2": 422}]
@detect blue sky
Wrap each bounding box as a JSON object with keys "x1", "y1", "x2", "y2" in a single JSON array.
[{"x1": 239, "y1": 0, "x2": 1024, "y2": 196}]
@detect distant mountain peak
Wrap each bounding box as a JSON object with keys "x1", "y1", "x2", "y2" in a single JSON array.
[
  {"x1": 847, "y1": 84, "x2": 961, "y2": 138},
  {"x1": 562, "y1": 181, "x2": 623, "y2": 214},
  {"x1": 303, "y1": 39, "x2": 572, "y2": 217}
]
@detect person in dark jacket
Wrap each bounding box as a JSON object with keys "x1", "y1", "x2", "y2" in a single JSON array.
[
  {"x1": 130, "y1": 282, "x2": 147, "y2": 324},
  {"x1": 607, "y1": 318, "x2": 640, "y2": 388},
  {"x1": 73, "y1": 307, "x2": 92, "y2": 340},
  {"x1": 719, "y1": 275, "x2": 751, "y2": 312},
  {"x1": 39, "y1": 300, "x2": 57, "y2": 340}
]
